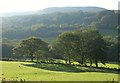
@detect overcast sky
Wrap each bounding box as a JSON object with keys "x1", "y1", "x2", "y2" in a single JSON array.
[{"x1": 0, "y1": 0, "x2": 119, "y2": 13}]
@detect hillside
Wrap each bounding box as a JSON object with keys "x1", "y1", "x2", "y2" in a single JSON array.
[{"x1": 2, "y1": 7, "x2": 118, "y2": 41}]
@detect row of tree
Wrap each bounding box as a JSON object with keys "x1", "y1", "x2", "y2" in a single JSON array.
[
  {"x1": 52, "y1": 28, "x2": 108, "y2": 67},
  {"x1": 12, "y1": 28, "x2": 117, "y2": 67}
]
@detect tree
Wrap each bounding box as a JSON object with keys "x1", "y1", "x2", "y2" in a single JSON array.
[
  {"x1": 103, "y1": 36, "x2": 118, "y2": 62},
  {"x1": 84, "y1": 29, "x2": 107, "y2": 67},
  {"x1": 13, "y1": 37, "x2": 48, "y2": 61},
  {"x1": 74, "y1": 28, "x2": 108, "y2": 67},
  {"x1": 55, "y1": 32, "x2": 76, "y2": 64},
  {"x1": 34, "y1": 50, "x2": 48, "y2": 63},
  {"x1": 93, "y1": 35, "x2": 107, "y2": 67},
  {"x1": 72, "y1": 30, "x2": 88, "y2": 65}
]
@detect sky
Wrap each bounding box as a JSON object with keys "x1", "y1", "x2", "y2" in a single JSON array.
[{"x1": 0, "y1": 0, "x2": 120, "y2": 13}]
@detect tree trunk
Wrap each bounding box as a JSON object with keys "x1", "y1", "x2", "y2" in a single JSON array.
[
  {"x1": 68, "y1": 58, "x2": 71, "y2": 64},
  {"x1": 95, "y1": 59, "x2": 98, "y2": 67},
  {"x1": 65, "y1": 59, "x2": 67, "y2": 64},
  {"x1": 81, "y1": 56, "x2": 84, "y2": 65},
  {"x1": 31, "y1": 55, "x2": 34, "y2": 62},
  {"x1": 90, "y1": 59, "x2": 92, "y2": 66},
  {"x1": 68, "y1": 54, "x2": 71, "y2": 64}
]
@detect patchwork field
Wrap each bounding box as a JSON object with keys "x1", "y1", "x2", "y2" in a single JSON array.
[{"x1": 0, "y1": 61, "x2": 119, "y2": 81}]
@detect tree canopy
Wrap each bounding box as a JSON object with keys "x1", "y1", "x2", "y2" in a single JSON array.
[{"x1": 13, "y1": 37, "x2": 48, "y2": 61}]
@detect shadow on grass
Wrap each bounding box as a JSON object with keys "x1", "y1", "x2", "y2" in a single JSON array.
[
  {"x1": 22, "y1": 63, "x2": 85, "y2": 72},
  {"x1": 21, "y1": 62, "x2": 119, "y2": 74}
]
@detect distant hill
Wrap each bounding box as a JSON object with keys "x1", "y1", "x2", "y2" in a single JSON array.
[
  {"x1": 1, "y1": 7, "x2": 107, "y2": 17},
  {"x1": 37, "y1": 7, "x2": 106, "y2": 14}
]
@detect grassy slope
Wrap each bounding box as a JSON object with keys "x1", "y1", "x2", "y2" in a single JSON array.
[{"x1": 1, "y1": 61, "x2": 119, "y2": 81}]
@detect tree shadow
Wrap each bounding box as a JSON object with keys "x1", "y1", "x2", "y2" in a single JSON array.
[
  {"x1": 21, "y1": 62, "x2": 119, "y2": 74},
  {"x1": 22, "y1": 63, "x2": 85, "y2": 72}
]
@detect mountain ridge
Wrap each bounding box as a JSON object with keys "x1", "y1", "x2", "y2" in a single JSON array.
[
  {"x1": 37, "y1": 6, "x2": 107, "y2": 14},
  {"x1": 1, "y1": 6, "x2": 107, "y2": 17}
]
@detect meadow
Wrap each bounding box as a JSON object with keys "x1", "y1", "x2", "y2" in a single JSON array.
[{"x1": 0, "y1": 61, "x2": 119, "y2": 81}]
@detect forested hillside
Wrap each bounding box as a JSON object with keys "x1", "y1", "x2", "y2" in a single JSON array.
[{"x1": 2, "y1": 7, "x2": 118, "y2": 41}]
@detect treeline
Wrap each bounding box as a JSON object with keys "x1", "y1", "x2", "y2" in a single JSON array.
[{"x1": 3, "y1": 28, "x2": 118, "y2": 67}]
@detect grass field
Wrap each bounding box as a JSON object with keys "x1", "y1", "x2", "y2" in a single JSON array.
[{"x1": 0, "y1": 61, "x2": 119, "y2": 81}]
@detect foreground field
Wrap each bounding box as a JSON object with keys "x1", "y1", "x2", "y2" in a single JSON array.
[{"x1": 0, "y1": 61, "x2": 119, "y2": 81}]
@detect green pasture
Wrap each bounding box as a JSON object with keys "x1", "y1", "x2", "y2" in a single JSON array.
[{"x1": 0, "y1": 61, "x2": 119, "y2": 81}]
